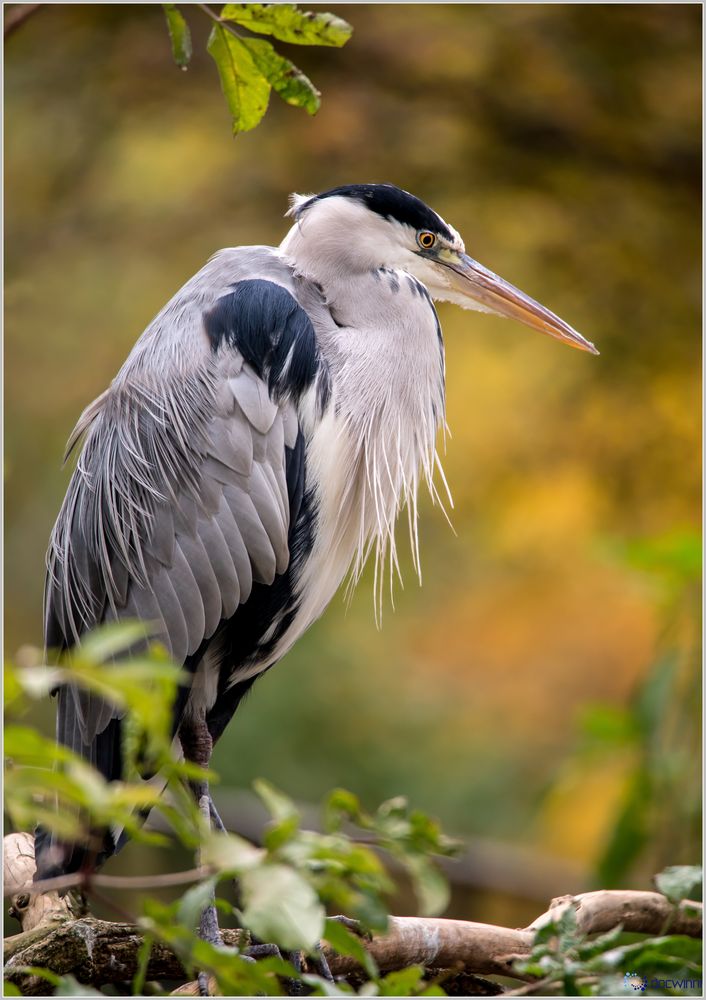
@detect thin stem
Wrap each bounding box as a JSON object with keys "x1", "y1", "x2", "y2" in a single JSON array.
[
  {"x1": 197, "y1": 3, "x2": 245, "y2": 41},
  {"x1": 6, "y1": 864, "x2": 213, "y2": 898}
]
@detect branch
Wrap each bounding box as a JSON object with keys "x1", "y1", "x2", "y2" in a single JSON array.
[
  {"x1": 197, "y1": 3, "x2": 246, "y2": 41},
  {"x1": 4, "y1": 3, "x2": 43, "y2": 40},
  {"x1": 4, "y1": 895, "x2": 702, "y2": 994},
  {"x1": 4, "y1": 834, "x2": 702, "y2": 995}
]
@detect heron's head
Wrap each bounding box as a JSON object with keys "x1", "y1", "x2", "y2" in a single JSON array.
[{"x1": 282, "y1": 183, "x2": 597, "y2": 355}]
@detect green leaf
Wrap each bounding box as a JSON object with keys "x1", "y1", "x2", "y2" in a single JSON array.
[
  {"x1": 132, "y1": 935, "x2": 153, "y2": 997},
  {"x1": 595, "y1": 768, "x2": 651, "y2": 887},
  {"x1": 11, "y1": 968, "x2": 61, "y2": 987},
  {"x1": 177, "y1": 877, "x2": 219, "y2": 929},
  {"x1": 405, "y1": 855, "x2": 450, "y2": 917},
  {"x1": 531, "y1": 913, "x2": 562, "y2": 945},
  {"x1": 54, "y1": 976, "x2": 105, "y2": 996},
  {"x1": 324, "y1": 788, "x2": 364, "y2": 831},
  {"x1": 79, "y1": 620, "x2": 150, "y2": 662},
  {"x1": 10, "y1": 665, "x2": 63, "y2": 700},
  {"x1": 301, "y1": 974, "x2": 355, "y2": 996},
  {"x1": 323, "y1": 917, "x2": 377, "y2": 978},
  {"x1": 655, "y1": 865, "x2": 703, "y2": 903},
  {"x1": 163, "y1": 4, "x2": 192, "y2": 68},
  {"x1": 254, "y1": 778, "x2": 300, "y2": 823},
  {"x1": 579, "y1": 704, "x2": 638, "y2": 747},
  {"x1": 5, "y1": 724, "x2": 88, "y2": 765},
  {"x1": 207, "y1": 24, "x2": 271, "y2": 134},
  {"x1": 621, "y1": 530, "x2": 701, "y2": 584},
  {"x1": 378, "y1": 965, "x2": 427, "y2": 996},
  {"x1": 557, "y1": 903, "x2": 579, "y2": 939},
  {"x1": 2, "y1": 983, "x2": 22, "y2": 997},
  {"x1": 346, "y1": 889, "x2": 389, "y2": 933},
  {"x1": 239, "y1": 863, "x2": 325, "y2": 952},
  {"x1": 576, "y1": 922, "x2": 625, "y2": 960},
  {"x1": 221, "y1": 4, "x2": 352, "y2": 47},
  {"x1": 240, "y1": 37, "x2": 320, "y2": 115},
  {"x1": 202, "y1": 830, "x2": 264, "y2": 872},
  {"x1": 264, "y1": 814, "x2": 300, "y2": 852},
  {"x1": 590, "y1": 934, "x2": 703, "y2": 975}
]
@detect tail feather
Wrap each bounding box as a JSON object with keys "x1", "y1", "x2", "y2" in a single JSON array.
[{"x1": 34, "y1": 686, "x2": 124, "y2": 880}]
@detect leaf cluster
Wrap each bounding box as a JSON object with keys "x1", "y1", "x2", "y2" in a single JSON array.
[
  {"x1": 6, "y1": 625, "x2": 206, "y2": 855},
  {"x1": 137, "y1": 779, "x2": 456, "y2": 995},
  {"x1": 4, "y1": 622, "x2": 454, "y2": 997},
  {"x1": 162, "y1": 4, "x2": 352, "y2": 134}
]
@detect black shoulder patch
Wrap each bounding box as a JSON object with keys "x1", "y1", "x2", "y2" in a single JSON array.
[
  {"x1": 301, "y1": 184, "x2": 453, "y2": 241},
  {"x1": 204, "y1": 279, "x2": 319, "y2": 401}
]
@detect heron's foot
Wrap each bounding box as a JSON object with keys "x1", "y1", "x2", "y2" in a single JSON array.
[
  {"x1": 244, "y1": 940, "x2": 335, "y2": 994},
  {"x1": 308, "y1": 943, "x2": 334, "y2": 982},
  {"x1": 328, "y1": 914, "x2": 373, "y2": 941},
  {"x1": 196, "y1": 898, "x2": 223, "y2": 995},
  {"x1": 244, "y1": 942, "x2": 307, "y2": 994},
  {"x1": 197, "y1": 970, "x2": 213, "y2": 997}
]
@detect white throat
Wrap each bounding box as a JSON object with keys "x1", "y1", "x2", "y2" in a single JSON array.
[{"x1": 288, "y1": 260, "x2": 450, "y2": 628}]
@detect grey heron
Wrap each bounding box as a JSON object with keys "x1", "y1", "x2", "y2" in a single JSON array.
[{"x1": 35, "y1": 182, "x2": 596, "y2": 924}]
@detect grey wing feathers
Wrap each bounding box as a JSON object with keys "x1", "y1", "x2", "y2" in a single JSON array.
[
  {"x1": 44, "y1": 248, "x2": 330, "y2": 772},
  {"x1": 46, "y1": 365, "x2": 297, "y2": 753}
]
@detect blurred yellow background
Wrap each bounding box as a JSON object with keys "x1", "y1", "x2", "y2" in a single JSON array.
[{"x1": 5, "y1": 4, "x2": 701, "y2": 926}]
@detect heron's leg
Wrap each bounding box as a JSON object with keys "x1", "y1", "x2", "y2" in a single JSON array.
[
  {"x1": 206, "y1": 796, "x2": 249, "y2": 915},
  {"x1": 179, "y1": 713, "x2": 221, "y2": 997},
  {"x1": 208, "y1": 797, "x2": 228, "y2": 834}
]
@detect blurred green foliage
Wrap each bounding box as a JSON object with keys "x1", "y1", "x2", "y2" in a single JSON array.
[
  {"x1": 4, "y1": 624, "x2": 457, "y2": 996},
  {"x1": 546, "y1": 529, "x2": 701, "y2": 889},
  {"x1": 5, "y1": 3, "x2": 701, "y2": 925},
  {"x1": 6, "y1": 625, "x2": 205, "y2": 855}
]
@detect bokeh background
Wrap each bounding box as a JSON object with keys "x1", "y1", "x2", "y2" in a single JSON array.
[{"x1": 5, "y1": 4, "x2": 701, "y2": 927}]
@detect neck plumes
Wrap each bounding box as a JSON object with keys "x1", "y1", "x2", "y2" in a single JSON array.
[{"x1": 285, "y1": 242, "x2": 450, "y2": 622}]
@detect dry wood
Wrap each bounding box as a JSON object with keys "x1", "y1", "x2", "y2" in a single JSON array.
[
  {"x1": 4, "y1": 898, "x2": 702, "y2": 994},
  {"x1": 4, "y1": 832, "x2": 76, "y2": 933},
  {"x1": 3, "y1": 833, "x2": 702, "y2": 996}
]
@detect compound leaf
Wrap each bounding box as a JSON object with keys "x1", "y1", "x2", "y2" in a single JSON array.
[{"x1": 221, "y1": 4, "x2": 352, "y2": 47}]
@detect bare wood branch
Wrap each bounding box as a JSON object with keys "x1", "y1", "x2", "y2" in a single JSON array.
[
  {"x1": 4, "y1": 895, "x2": 702, "y2": 994},
  {"x1": 529, "y1": 889, "x2": 703, "y2": 938},
  {"x1": 4, "y1": 832, "x2": 76, "y2": 933},
  {"x1": 4, "y1": 834, "x2": 701, "y2": 995}
]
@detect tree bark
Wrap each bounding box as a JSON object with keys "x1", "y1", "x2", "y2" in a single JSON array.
[
  {"x1": 4, "y1": 833, "x2": 702, "y2": 996},
  {"x1": 4, "y1": 894, "x2": 702, "y2": 995}
]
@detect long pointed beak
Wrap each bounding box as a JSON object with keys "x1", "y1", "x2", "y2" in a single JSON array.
[{"x1": 440, "y1": 251, "x2": 599, "y2": 355}]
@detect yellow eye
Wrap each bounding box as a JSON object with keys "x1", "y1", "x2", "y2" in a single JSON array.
[{"x1": 417, "y1": 231, "x2": 436, "y2": 250}]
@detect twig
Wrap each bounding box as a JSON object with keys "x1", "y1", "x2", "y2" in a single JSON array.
[
  {"x1": 6, "y1": 864, "x2": 212, "y2": 898},
  {"x1": 4, "y1": 3, "x2": 43, "y2": 40},
  {"x1": 197, "y1": 3, "x2": 246, "y2": 42}
]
